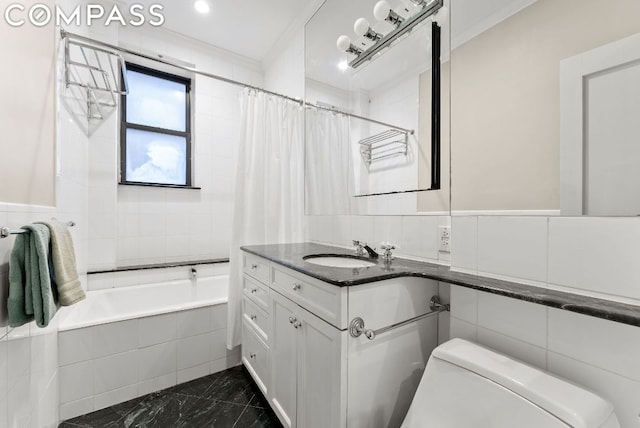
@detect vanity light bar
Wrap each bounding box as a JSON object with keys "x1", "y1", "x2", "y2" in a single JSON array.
[{"x1": 348, "y1": 0, "x2": 443, "y2": 69}]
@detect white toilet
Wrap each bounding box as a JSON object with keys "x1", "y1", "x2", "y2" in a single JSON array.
[{"x1": 401, "y1": 338, "x2": 620, "y2": 428}]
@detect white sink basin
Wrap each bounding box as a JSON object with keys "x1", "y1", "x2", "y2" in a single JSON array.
[{"x1": 303, "y1": 255, "x2": 377, "y2": 268}]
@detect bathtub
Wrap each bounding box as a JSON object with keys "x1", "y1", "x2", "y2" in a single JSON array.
[
  {"x1": 58, "y1": 274, "x2": 238, "y2": 421},
  {"x1": 59, "y1": 275, "x2": 228, "y2": 331}
]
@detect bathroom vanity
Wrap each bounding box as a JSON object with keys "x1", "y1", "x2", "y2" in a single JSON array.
[{"x1": 240, "y1": 243, "x2": 441, "y2": 428}]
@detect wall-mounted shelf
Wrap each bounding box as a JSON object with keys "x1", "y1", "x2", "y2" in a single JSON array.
[
  {"x1": 62, "y1": 32, "x2": 128, "y2": 120},
  {"x1": 359, "y1": 129, "x2": 409, "y2": 165}
]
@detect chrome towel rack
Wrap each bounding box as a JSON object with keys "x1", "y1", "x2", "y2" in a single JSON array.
[
  {"x1": 0, "y1": 219, "x2": 76, "y2": 239},
  {"x1": 63, "y1": 33, "x2": 128, "y2": 121},
  {"x1": 359, "y1": 128, "x2": 412, "y2": 166},
  {"x1": 349, "y1": 295, "x2": 450, "y2": 340}
]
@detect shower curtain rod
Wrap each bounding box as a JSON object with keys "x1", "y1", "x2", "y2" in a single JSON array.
[
  {"x1": 306, "y1": 103, "x2": 413, "y2": 134},
  {"x1": 60, "y1": 29, "x2": 413, "y2": 134}
]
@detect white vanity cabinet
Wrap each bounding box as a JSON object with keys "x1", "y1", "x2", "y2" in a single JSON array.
[
  {"x1": 270, "y1": 290, "x2": 347, "y2": 428},
  {"x1": 241, "y1": 253, "x2": 272, "y2": 395},
  {"x1": 241, "y1": 250, "x2": 439, "y2": 428}
]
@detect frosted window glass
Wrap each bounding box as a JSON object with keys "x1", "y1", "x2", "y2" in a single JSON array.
[
  {"x1": 126, "y1": 70, "x2": 187, "y2": 132},
  {"x1": 125, "y1": 129, "x2": 187, "y2": 185}
]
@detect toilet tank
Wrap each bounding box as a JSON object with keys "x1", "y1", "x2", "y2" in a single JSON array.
[{"x1": 402, "y1": 339, "x2": 620, "y2": 428}]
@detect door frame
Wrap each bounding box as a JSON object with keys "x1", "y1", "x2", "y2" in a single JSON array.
[{"x1": 560, "y1": 32, "x2": 640, "y2": 215}]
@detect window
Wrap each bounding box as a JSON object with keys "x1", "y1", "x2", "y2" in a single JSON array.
[{"x1": 121, "y1": 63, "x2": 192, "y2": 187}]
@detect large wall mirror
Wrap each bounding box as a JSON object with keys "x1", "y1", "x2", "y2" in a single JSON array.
[
  {"x1": 449, "y1": 0, "x2": 640, "y2": 216},
  {"x1": 304, "y1": 0, "x2": 451, "y2": 215}
]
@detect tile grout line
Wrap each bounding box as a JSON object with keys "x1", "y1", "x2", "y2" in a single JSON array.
[{"x1": 231, "y1": 404, "x2": 251, "y2": 428}]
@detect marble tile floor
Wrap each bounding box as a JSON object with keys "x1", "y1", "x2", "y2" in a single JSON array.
[{"x1": 58, "y1": 365, "x2": 282, "y2": 427}]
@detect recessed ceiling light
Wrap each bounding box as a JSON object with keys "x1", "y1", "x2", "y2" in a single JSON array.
[
  {"x1": 338, "y1": 60, "x2": 349, "y2": 71},
  {"x1": 194, "y1": 0, "x2": 210, "y2": 14}
]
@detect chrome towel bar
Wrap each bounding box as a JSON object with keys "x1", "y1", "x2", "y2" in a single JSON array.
[
  {"x1": 0, "y1": 219, "x2": 76, "y2": 239},
  {"x1": 349, "y1": 295, "x2": 450, "y2": 340}
]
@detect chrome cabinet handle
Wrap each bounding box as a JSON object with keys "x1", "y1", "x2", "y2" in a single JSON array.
[
  {"x1": 289, "y1": 316, "x2": 297, "y2": 324},
  {"x1": 293, "y1": 321, "x2": 302, "y2": 329},
  {"x1": 250, "y1": 314, "x2": 257, "y2": 321},
  {"x1": 250, "y1": 353, "x2": 256, "y2": 359},
  {"x1": 292, "y1": 283, "x2": 301, "y2": 291},
  {"x1": 251, "y1": 288, "x2": 257, "y2": 294},
  {"x1": 251, "y1": 264, "x2": 258, "y2": 269}
]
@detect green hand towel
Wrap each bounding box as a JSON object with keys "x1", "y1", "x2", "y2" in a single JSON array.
[
  {"x1": 37, "y1": 220, "x2": 85, "y2": 306},
  {"x1": 26, "y1": 224, "x2": 57, "y2": 327},
  {"x1": 8, "y1": 232, "x2": 33, "y2": 327},
  {"x1": 7, "y1": 225, "x2": 58, "y2": 328}
]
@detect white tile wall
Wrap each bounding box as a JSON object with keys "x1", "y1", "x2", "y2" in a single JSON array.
[
  {"x1": 451, "y1": 215, "x2": 640, "y2": 306},
  {"x1": 176, "y1": 307, "x2": 212, "y2": 339},
  {"x1": 94, "y1": 384, "x2": 138, "y2": 412},
  {"x1": 0, "y1": 202, "x2": 77, "y2": 428},
  {"x1": 177, "y1": 333, "x2": 212, "y2": 370},
  {"x1": 547, "y1": 308, "x2": 640, "y2": 381},
  {"x1": 476, "y1": 216, "x2": 548, "y2": 285},
  {"x1": 450, "y1": 216, "x2": 477, "y2": 272},
  {"x1": 477, "y1": 293, "x2": 547, "y2": 348},
  {"x1": 84, "y1": 27, "x2": 260, "y2": 269},
  {"x1": 401, "y1": 216, "x2": 440, "y2": 260},
  {"x1": 92, "y1": 320, "x2": 138, "y2": 359},
  {"x1": 137, "y1": 341, "x2": 177, "y2": 381},
  {"x1": 306, "y1": 214, "x2": 450, "y2": 263},
  {"x1": 449, "y1": 285, "x2": 640, "y2": 428},
  {"x1": 139, "y1": 313, "x2": 177, "y2": 348},
  {"x1": 548, "y1": 217, "x2": 640, "y2": 301},
  {"x1": 58, "y1": 303, "x2": 240, "y2": 420},
  {"x1": 93, "y1": 351, "x2": 139, "y2": 394},
  {"x1": 59, "y1": 361, "x2": 93, "y2": 404}
]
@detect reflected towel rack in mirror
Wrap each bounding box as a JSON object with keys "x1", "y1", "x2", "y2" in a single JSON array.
[
  {"x1": 0, "y1": 219, "x2": 76, "y2": 239},
  {"x1": 359, "y1": 129, "x2": 409, "y2": 165}
]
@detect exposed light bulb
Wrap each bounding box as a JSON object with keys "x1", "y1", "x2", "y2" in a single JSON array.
[
  {"x1": 354, "y1": 17, "x2": 383, "y2": 43},
  {"x1": 336, "y1": 35, "x2": 352, "y2": 52},
  {"x1": 338, "y1": 60, "x2": 349, "y2": 71},
  {"x1": 194, "y1": 0, "x2": 210, "y2": 14},
  {"x1": 373, "y1": 0, "x2": 391, "y2": 21},
  {"x1": 373, "y1": 0, "x2": 403, "y2": 26},
  {"x1": 354, "y1": 17, "x2": 370, "y2": 36}
]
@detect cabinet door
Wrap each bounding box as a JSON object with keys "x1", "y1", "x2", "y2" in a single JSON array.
[
  {"x1": 270, "y1": 291, "x2": 299, "y2": 428},
  {"x1": 297, "y1": 307, "x2": 347, "y2": 428}
]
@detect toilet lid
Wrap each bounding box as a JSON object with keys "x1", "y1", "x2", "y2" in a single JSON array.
[{"x1": 432, "y1": 339, "x2": 615, "y2": 428}]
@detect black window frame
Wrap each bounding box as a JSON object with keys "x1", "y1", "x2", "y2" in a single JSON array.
[{"x1": 120, "y1": 63, "x2": 193, "y2": 188}]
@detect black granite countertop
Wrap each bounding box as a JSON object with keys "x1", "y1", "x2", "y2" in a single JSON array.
[{"x1": 241, "y1": 242, "x2": 640, "y2": 328}]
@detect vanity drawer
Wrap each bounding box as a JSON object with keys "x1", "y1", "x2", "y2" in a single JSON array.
[
  {"x1": 243, "y1": 297, "x2": 269, "y2": 343},
  {"x1": 271, "y1": 266, "x2": 347, "y2": 329},
  {"x1": 243, "y1": 275, "x2": 270, "y2": 313},
  {"x1": 244, "y1": 252, "x2": 270, "y2": 284},
  {"x1": 242, "y1": 320, "x2": 269, "y2": 395}
]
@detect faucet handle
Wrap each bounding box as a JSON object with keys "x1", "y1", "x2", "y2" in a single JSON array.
[
  {"x1": 353, "y1": 240, "x2": 367, "y2": 256},
  {"x1": 380, "y1": 242, "x2": 397, "y2": 251},
  {"x1": 380, "y1": 242, "x2": 397, "y2": 261}
]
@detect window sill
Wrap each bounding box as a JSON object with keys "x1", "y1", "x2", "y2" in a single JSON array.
[{"x1": 119, "y1": 182, "x2": 201, "y2": 190}]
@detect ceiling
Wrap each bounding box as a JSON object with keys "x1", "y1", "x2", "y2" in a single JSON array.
[{"x1": 122, "y1": 0, "x2": 319, "y2": 61}]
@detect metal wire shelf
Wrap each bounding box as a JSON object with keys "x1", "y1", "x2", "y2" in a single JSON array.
[
  {"x1": 63, "y1": 36, "x2": 128, "y2": 120},
  {"x1": 359, "y1": 129, "x2": 409, "y2": 165}
]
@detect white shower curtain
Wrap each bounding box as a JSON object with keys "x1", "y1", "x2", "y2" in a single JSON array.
[
  {"x1": 305, "y1": 108, "x2": 352, "y2": 214},
  {"x1": 227, "y1": 88, "x2": 305, "y2": 350}
]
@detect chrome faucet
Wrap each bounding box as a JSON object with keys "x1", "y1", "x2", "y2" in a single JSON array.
[{"x1": 353, "y1": 240, "x2": 378, "y2": 259}]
